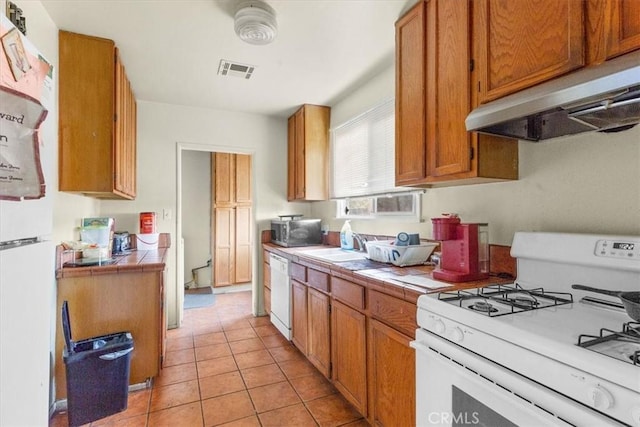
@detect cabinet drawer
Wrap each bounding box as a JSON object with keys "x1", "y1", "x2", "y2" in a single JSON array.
[
  {"x1": 307, "y1": 268, "x2": 330, "y2": 292},
  {"x1": 291, "y1": 262, "x2": 306, "y2": 283},
  {"x1": 368, "y1": 290, "x2": 416, "y2": 337},
  {"x1": 332, "y1": 277, "x2": 364, "y2": 310}
]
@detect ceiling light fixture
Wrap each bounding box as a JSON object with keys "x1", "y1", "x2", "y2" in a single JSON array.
[{"x1": 234, "y1": 0, "x2": 277, "y2": 45}]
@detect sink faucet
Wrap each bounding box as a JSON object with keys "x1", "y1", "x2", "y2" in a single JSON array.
[{"x1": 352, "y1": 232, "x2": 367, "y2": 252}]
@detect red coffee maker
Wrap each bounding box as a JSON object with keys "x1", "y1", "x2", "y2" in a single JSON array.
[{"x1": 431, "y1": 215, "x2": 489, "y2": 282}]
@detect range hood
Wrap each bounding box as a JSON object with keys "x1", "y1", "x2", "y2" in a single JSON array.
[{"x1": 466, "y1": 49, "x2": 640, "y2": 141}]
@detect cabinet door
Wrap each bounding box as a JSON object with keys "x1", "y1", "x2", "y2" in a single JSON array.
[
  {"x1": 114, "y1": 52, "x2": 136, "y2": 198},
  {"x1": 287, "y1": 105, "x2": 330, "y2": 201},
  {"x1": 587, "y1": 0, "x2": 640, "y2": 63},
  {"x1": 606, "y1": 0, "x2": 640, "y2": 57},
  {"x1": 263, "y1": 261, "x2": 271, "y2": 314},
  {"x1": 294, "y1": 108, "x2": 306, "y2": 200},
  {"x1": 291, "y1": 280, "x2": 308, "y2": 354},
  {"x1": 59, "y1": 31, "x2": 116, "y2": 195},
  {"x1": 213, "y1": 153, "x2": 235, "y2": 207},
  {"x1": 234, "y1": 206, "x2": 252, "y2": 283},
  {"x1": 307, "y1": 288, "x2": 331, "y2": 378},
  {"x1": 213, "y1": 207, "x2": 234, "y2": 286},
  {"x1": 301, "y1": 105, "x2": 330, "y2": 201},
  {"x1": 395, "y1": 1, "x2": 427, "y2": 185},
  {"x1": 331, "y1": 299, "x2": 367, "y2": 416},
  {"x1": 287, "y1": 115, "x2": 296, "y2": 201},
  {"x1": 426, "y1": 0, "x2": 472, "y2": 177},
  {"x1": 235, "y1": 154, "x2": 252, "y2": 204},
  {"x1": 368, "y1": 319, "x2": 415, "y2": 427},
  {"x1": 474, "y1": 0, "x2": 585, "y2": 104}
]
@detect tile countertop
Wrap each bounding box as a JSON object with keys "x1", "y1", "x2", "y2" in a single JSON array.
[
  {"x1": 56, "y1": 248, "x2": 169, "y2": 278},
  {"x1": 263, "y1": 243, "x2": 516, "y2": 304},
  {"x1": 55, "y1": 233, "x2": 171, "y2": 279}
]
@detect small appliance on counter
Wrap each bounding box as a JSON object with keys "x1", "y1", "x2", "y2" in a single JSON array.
[
  {"x1": 112, "y1": 232, "x2": 131, "y2": 255},
  {"x1": 431, "y1": 215, "x2": 489, "y2": 282},
  {"x1": 271, "y1": 215, "x2": 322, "y2": 247}
]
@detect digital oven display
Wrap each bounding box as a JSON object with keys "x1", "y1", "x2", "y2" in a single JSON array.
[{"x1": 613, "y1": 242, "x2": 634, "y2": 251}]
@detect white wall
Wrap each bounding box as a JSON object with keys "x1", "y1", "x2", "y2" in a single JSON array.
[
  {"x1": 313, "y1": 64, "x2": 640, "y2": 244},
  {"x1": 181, "y1": 150, "x2": 211, "y2": 287},
  {"x1": 100, "y1": 101, "x2": 313, "y2": 327}
]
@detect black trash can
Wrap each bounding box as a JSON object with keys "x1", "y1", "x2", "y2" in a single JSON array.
[{"x1": 61, "y1": 301, "x2": 134, "y2": 427}]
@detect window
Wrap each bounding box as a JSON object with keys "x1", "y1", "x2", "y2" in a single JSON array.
[
  {"x1": 331, "y1": 98, "x2": 421, "y2": 220},
  {"x1": 336, "y1": 192, "x2": 421, "y2": 220}
]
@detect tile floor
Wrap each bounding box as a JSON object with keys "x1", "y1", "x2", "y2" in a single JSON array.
[{"x1": 50, "y1": 290, "x2": 369, "y2": 427}]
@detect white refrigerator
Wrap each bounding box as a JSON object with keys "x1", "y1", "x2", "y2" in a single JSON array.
[{"x1": 0, "y1": 14, "x2": 55, "y2": 426}]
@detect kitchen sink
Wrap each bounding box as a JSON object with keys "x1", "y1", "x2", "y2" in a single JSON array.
[{"x1": 298, "y1": 247, "x2": 368, "y2": 263}]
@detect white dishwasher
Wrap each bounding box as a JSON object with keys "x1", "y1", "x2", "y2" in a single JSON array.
[{"x1": 269, "y1": 253, "x2": 291, "y2": 339}]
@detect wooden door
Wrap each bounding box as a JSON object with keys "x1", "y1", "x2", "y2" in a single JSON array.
[
  {"x1": 294, "y1": 108, "x2": 306, "y2": 200},
  {"x1": 234, "y1": 206, "x2": 252, "y2": 283},
  {"x1": 474, "y1": 0, "x2": 585, "y2": 104},
  {"x1": 214, "y1": 153, "x2": 235, "y2": 207},
  {"x1": 235, "y1": 154, "x2": 252, "y2": 204},
  {"x1": 291, "y1": 280, "x2": 308, "y2": 353},
  {"x1": 307, "y1": 288, "x2": 331, "y2": 378},
  {"x1": 212, "y1": 153, "x2": 252, "y2": 286},
  {"x1": 368, "y1": 319, "x2": 415, "y2": 427},
  {"x1": 587, "y1": 0, "x2": 640, "y2": 63},
  {"x1": 425, "y1": 0, "x2": 472, "y2": 177},
  {"x1": 395, "y1": 1, "x2": 427, "y2": 186},
  {"x1": 213, "y1": 207, "x2": 234, "y2": 286},
  {"x1": 287, "y1": 115, "x2": 296, "y2": 201},
  {"x1": 331, "y1": 299, "x2": 367, "y2": 416},
  {"x1": 114, "y1": 51, "x2": 136, "y2": 199}
]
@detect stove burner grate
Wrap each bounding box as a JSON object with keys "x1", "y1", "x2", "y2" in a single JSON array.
[
  {"x1": 438, "y1": 283, "x2": 573, "y2": 317},
  {"x1": 578, "y1": 321, "x2": 640, "y2": 366}
]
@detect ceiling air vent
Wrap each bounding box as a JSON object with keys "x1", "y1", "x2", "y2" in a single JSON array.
[{"x1": 218, "y1": 60, "x2": 255, "y2": 79}]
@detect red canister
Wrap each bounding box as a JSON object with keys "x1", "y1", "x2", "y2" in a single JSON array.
[
  {"x1": 431, "y1": 215, "x2": 461, "y2": 240},
  {"x1": 139, "y1": 212, "x2": 157, "y2": 234}
]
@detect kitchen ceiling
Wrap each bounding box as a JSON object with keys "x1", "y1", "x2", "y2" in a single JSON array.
[{"x1": 41, "y1": 0, "x2": 417, "y2": 118}]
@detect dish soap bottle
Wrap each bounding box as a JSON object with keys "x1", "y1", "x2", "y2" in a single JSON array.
[{"x1": 340, "y1": 220, "x2": 354, "y2": 250}]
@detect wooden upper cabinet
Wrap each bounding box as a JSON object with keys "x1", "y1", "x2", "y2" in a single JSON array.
[
  {"x1": 395, "y1": 0, "x2": 518, "y2": 187},
  {"x1": 212, "y1": 153, "x2": 252, "y2": 286},
  {"x1": 473, "y1": 0, "x2": 585, "y2": 104},
  {"x1": 287, "y1": 104, "x2": 330, "y2": 201},
  {"x1": 425, "y1": 0, "x2": 472, "y2": 178},
  {"x1": 587, "y1": 0, "x2": 640, "y2": 64},
  {"x1": 59, "y1": 31, "x2": 137, "y2": 199},
  {"x1": 395, "y1": 2, "x2": 427, "y2": 185},
  {"x1": 213, "y1": 152, "x2": 252, "y2": 207}
]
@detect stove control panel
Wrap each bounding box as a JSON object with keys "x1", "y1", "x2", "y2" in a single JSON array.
[{"x1": 595, "y1": 239, "x2": 640, "y2": 260}]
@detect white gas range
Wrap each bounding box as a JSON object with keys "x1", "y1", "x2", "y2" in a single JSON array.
[{"x1": 412, "y1": 232, "x2": 640, "y2": 427}]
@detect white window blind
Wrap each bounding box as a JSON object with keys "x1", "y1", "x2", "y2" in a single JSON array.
[{"x1": 330, "y1": 98, "x2": 400, "y2": 198}]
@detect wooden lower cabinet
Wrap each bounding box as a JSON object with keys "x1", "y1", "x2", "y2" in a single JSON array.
[
  {"x1": 307, "y1": 288, "x2": 331, "y2": 378},
  {"x1": 291, "y1": 279, "x2": 308, "y2": 353},
  {"x1": 368, "y1": 319, "x2": 416, "y2": 427},
  {"x1": 263, "y1": 256, "x2": 271, "y2": 315},
  {"x1": 331, "y1": 299, "x2": 368, "y2": 417},
  {"x1": 55, "y1": 270, "x2": 165, "y2": 399}
]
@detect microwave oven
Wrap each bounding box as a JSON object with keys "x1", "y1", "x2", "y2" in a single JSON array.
[{"x1": 271, "y1": 216, "x2": 322, "y2": 247}]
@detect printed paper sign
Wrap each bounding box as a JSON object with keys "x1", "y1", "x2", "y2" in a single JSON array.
[{"x1": 0, "y1": 86, "x2": 47, "y2": 200}]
